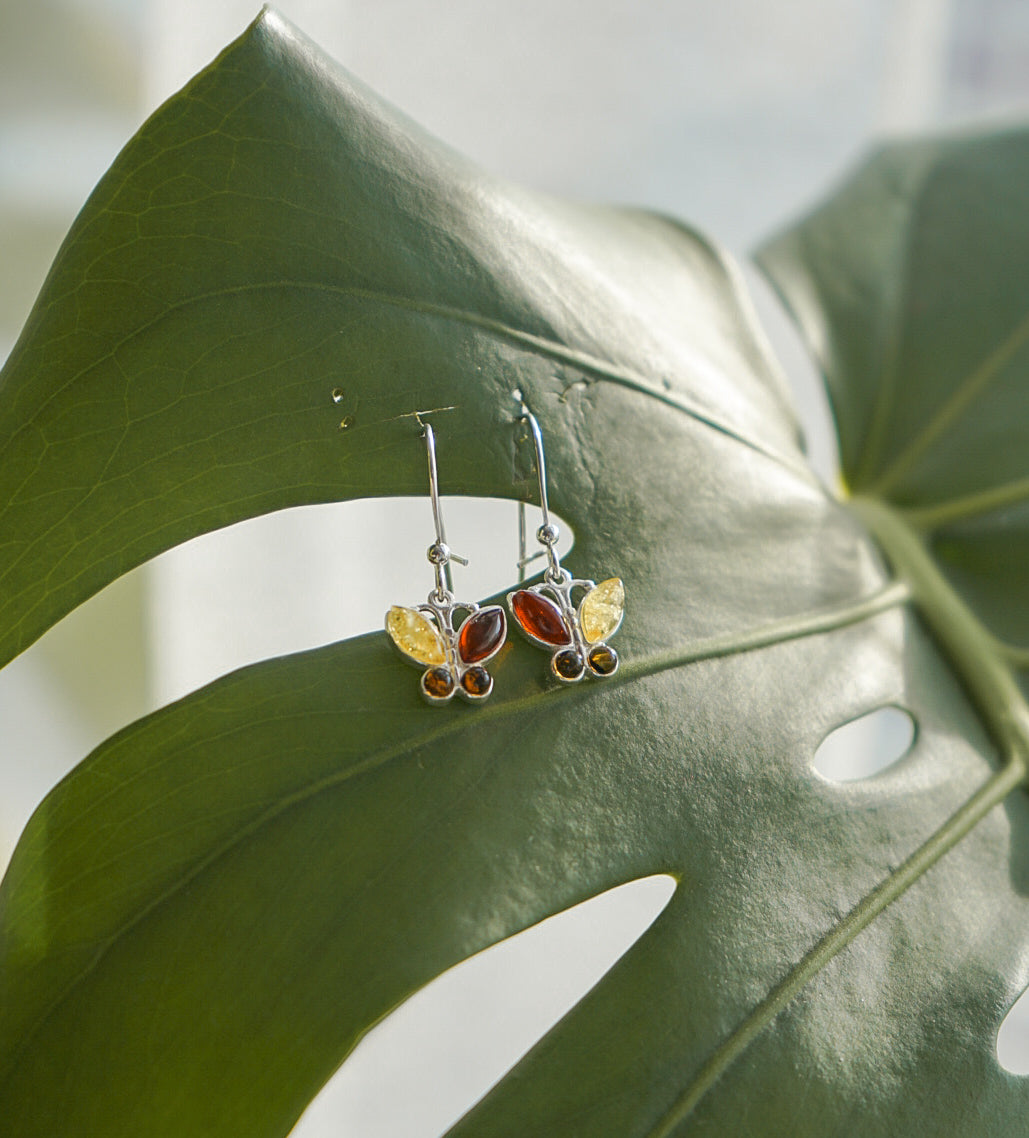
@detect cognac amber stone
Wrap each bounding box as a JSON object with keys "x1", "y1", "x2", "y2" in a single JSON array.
[
  {"x1": 457, "y1": 607, "x2": 506, "y2": 663},
  {"x1": 422, "y1": 667, "x2": 455, "y2": 700},
  {"x1": 511, "y1": 590, "x2": 571, "y2": 646},
  {"x1": 553, "y1": 648, "x2": 585, "y2": 681},
  {"x1": 461, "y1": 666, "x2": 492, "y2": 698},
  {"x1": 587, "y1": 644, "x2": 618, "y2": 676}
]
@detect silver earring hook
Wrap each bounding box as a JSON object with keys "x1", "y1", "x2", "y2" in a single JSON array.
[
  {"x1": 513, "y1": 393, "x2": 562, "y2": 582},
  {"x1": 517, "y1": 497, "x2": 529, "y2": 584},
  {"x1": 418, "y1": 417, "x2": 468, "y2": 600}
]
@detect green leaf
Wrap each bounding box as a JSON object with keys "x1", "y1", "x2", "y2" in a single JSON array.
[
  {"x1": 757, "y1": 130, "x2": 1029, "y2": 653},
  {"x1": 4, "y1": 10, "x2": 1029, "y2": 1138},
  {"x1": 0, "y1": 8, "x2": 800, "y2": 671}
]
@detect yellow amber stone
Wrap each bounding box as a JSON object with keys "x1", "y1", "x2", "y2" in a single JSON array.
[
  {"x1": 386, "y1": 606, "x2": 447, "y2": 665},
  {"x1": 579, "y1": 578, "x2": 624, "y2": 644}
]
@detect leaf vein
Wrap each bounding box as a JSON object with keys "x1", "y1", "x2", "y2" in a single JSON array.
[
  {"x1": 0, "y1": 582, "x2": 908, "y2": 1089},
  {"x1": 870, "y1": 306, "x2": 1029, "y2": 495}
]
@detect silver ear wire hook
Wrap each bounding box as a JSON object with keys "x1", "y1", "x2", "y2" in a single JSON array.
[
  {"x1": 419, "y1": 417, "x2": 468, "y2": 600},
  {"x1": 513, "y1": 393, "x2": 562, "y2": 583},
  {"x1": 517, "y1": 498, "x2": 529, "y2": 584}
]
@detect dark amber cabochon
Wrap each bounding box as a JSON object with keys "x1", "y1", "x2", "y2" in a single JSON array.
[
  {"x1": 422, "y1": 667, "x2": 455, "y2": 700},
  {"x1": 510, "y1": 590, "x2": 572, "y2": 646},
  {"x1": 460, "y1": 666, "x2": 493, "y2": 698},
  {"x1": 587, "y1": 643, "x2": 618, "y2": 676},
  {"x1": 457, "y1": 606, "x2": 506, "y2": 663}
]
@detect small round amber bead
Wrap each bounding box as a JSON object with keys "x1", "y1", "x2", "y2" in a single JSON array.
[
  {"x1": 460, "y1": 666, "x2": 492, "y2": 698},
  {"x1": 553, "y1": 648, "x2": 585, "y2": 681},
  {"x1": 422, "y1": 667, "x2": 455, "y2": 700},
  {"x1": 587, "y1": 644, "x2": 618, "y2": 676}
]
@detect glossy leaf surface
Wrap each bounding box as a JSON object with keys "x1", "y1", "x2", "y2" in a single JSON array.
[{"x1": 3, "y1": 11, "x2": 1029, "y2": 1138}]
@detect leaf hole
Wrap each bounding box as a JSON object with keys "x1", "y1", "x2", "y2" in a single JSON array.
[
  {"x1": 998, "y1": 985, "x2": 1029, "y2": 1074},
  {"x1": 290, "y1": 874, "x2": 676, "y2": 1138},
  {"x1": 812, "y1": 706, "x2": 916, "y2": 782}
]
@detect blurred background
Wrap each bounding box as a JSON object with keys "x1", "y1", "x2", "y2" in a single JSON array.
[{"x1": 2, "y1": 0, "x2": 1028, "y2": 1133}]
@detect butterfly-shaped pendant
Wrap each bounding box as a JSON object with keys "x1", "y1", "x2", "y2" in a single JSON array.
[
  {"x1": 508, "y1": 571, "x2": 624, "y2": 683},
  {"x1": 386, "y1": 593, "x2": 507, "y2": 704}
]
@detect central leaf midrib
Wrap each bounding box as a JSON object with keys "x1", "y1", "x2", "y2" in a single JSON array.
[{"x1": 0, "y1": 582, "x2": 905, "y2": 1094}]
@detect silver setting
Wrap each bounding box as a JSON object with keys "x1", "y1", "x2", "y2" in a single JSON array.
[{"x1": 398, "y1": 593, "x2": 506, "y2": 704}]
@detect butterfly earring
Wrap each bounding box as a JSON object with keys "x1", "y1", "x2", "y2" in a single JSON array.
[
  {"x1": 385, "y1": 421, "x2": 507, "y2": 704},
  {"x1": 507, "y1": 402, "x2": 624, "y2": 683}
]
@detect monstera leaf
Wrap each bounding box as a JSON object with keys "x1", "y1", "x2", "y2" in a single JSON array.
[
  {"x1": 758, "y1": 129, "x2": 1029, "y2": 659},
  {"x1": 3, "y1": 9, "x2": 1029, "y2": 1136}
]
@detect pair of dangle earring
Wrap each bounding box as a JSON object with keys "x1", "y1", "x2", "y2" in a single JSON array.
[
  {"x1": 507, "y1": 405, "x2": 625, "y2": 683},
  {"x1": 385, "y1": 421, "x2": 507, "y2": 704},
  {"x1": 385, "y1": 406, "x2": 624, "y2": 704}
]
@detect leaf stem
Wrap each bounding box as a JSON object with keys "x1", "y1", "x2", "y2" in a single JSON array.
[{"x1": 850, "y1": 496, "x2": 1029, "y2": 766}]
